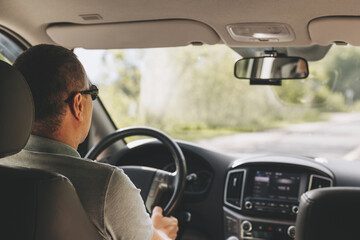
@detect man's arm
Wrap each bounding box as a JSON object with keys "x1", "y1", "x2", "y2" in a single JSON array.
[
  {"x1": 104, "y1": 168, "x2": 179, "y2": 240},
  {"x1": 104, "y1": 168, "x2": 154, "y2": 240}
]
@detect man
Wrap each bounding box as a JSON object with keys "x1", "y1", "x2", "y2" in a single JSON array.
[{"x1": 1, "y1": 44, "x2": 178, "y2": 240}]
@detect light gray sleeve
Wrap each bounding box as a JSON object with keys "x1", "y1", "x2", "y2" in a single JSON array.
[{"x1": 104, "y1": 168, "x2": 154, "y2": 240}]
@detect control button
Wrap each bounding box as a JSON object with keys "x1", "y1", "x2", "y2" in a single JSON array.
[
  {"x1": 225, "y1": 217, "x2": 238, "y2": 233},
  {"x1": 245, "y1": 201, "x2": 253, "y2": 210},
  {"x1": 241, "y1": 221, "x2": 253, "y2": 232},
  {"x1": 292, "y1": 205, "x2": 299, "y2": 214},
  {"x1": 265, "y1": 202, "x2": 277, "y2": 207},
  {"x1": 287, "y1": 226, "x2": 296, "y2": 239},
  {"x1": 226, "y1": 236, "x2": 239, "y2": 240}
]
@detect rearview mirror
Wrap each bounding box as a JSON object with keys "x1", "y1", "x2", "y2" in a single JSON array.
[{"x1": 234, "y1": 56, "x2": 309, "y2": 81}]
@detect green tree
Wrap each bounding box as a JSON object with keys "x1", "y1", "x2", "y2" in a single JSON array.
[{"x1": 98, "y1": 50, "x2": 142, "y2": 128}]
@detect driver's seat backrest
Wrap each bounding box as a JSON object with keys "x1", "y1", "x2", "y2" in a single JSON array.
[
  {"x1": 0, "y1": 61, "x2": 103, "y2": 240},
  {"x1": 296, "y1": 187, "x2": 360, "y2": 240}
]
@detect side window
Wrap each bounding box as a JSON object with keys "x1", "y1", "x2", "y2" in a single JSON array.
[{"x1": 0, "y1": 30, "x2": 24, "y2": 63}]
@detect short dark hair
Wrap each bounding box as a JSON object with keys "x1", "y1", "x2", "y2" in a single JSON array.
[{"x1": 14, "y1": 44, "x2": 86, "y2": 134}]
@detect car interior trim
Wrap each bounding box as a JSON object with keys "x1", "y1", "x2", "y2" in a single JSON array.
[
  {"x1": 224, "y1": 207, "x2": 294, "y2": 239},
  {"x1": 0, "y1": 25, "x2": 31, "y2": 50},
  {"x1": 308, "y1": 16, "x2": 360, "y2": 46},
  {"x1": 226, "y1": 22, "x2": 295, "y2": 43},
  {"x1": 231, "y1": 155, "x2": 334, "y2": 178},
  {"x1": 46, "y1": 19, "x2": 221, "y2": 49},
  {"x1": 224, "y1": 169, "x2": 247, "y2": 211},
  {"x1": 308, "y1": 174, "x2": 333, "y2": 191}
]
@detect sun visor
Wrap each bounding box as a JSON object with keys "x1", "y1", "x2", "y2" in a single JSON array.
[
  {"x1": 46, "y1": 20, "x2": 221, "y2": 49},
  {"x1": 309, "y1": 17, "x2": 360, "y2": 46}
]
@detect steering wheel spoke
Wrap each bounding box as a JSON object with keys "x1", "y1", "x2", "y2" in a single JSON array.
[{"x1": 146, "y1": 170, "x2": 175, "y2": 212}]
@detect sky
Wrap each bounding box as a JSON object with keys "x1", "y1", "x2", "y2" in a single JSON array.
[{"x1": 74, "y1": 48, "x2": 106, "y2": 82}]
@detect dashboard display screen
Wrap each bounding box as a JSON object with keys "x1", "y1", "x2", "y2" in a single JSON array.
[{"x1": 252, "y1": 171, "x2": 301, "y2": 201}]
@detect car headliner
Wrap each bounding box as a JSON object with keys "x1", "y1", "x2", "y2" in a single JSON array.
[{"x1": 1, "y1": 0, "x2": 360, "y2": 49}]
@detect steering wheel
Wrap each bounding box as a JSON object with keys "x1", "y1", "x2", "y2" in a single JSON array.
[{"x1": 85, "y1": 126, "x2": 187, "y2": 216}]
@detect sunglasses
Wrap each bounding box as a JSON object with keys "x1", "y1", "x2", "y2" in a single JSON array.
[
  {"x1": 79, "y1": 84, "x2": 99, "y2": 100},
  {"x1": 65, "y1": 84, "x2": 99, "y2": 102}
]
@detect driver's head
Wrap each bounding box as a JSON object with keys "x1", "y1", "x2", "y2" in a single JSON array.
[{"x1": 14, "y1": 44, "x2": 96, "y2": 148}]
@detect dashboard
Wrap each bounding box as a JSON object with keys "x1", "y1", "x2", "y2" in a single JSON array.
[
  {"x1": 106, "y1": 140, "x2": 360, "y2": 240},
  {"x1": 223, "y1": 159, "x2": 333, "y2": 240}
]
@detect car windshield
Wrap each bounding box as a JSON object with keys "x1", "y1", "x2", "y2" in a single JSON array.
[{"x1": 75, "y1": 45, "x2": 360, "y2": 160}]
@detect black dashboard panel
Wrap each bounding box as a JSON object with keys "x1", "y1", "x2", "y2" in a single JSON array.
[
  {"x1": 103, "y1": 140, "x2": 360, "y2": 240},
  {"x1": 110, "y1": 141, "x2": 215, "y2": 200}
]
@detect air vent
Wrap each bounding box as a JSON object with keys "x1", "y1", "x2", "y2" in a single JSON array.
[
  {"x1": 224, "y1": 169, "x2": 246, "y2": 210},
  {"x1": 79, "y1": 14, "x2": 103, "y2": 21},
  {"x1": 309, "y1": 174, "x2": 333, "y2": 191}
]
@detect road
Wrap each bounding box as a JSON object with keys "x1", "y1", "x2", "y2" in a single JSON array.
[{"x1": 196, "y1": 113, "x2": 360, "y2": 161}]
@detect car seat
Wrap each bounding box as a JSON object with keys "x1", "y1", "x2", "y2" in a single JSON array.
[
  {"x1": 296, "y1": 187, "x2": 360, "y2": 240},
  {"x1": 0, "y1": 60, "x2": 103, "y2": 240}
]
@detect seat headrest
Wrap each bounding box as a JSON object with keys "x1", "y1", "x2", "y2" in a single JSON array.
[{"x1": 0, "y1": 61, "x2": 34, "y2": 158}]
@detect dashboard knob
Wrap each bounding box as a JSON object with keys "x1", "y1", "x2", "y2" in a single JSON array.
[
  {"x1": 226, "y1": 236, "x2": 239, "y2": 240},
  {"x1": 292, "y1": 205, "x2": 299, "y2": 214},
  {"x1": 287, "y1": 225, "x2": 296, "y2": 239},
  {"x1": 244, "y1": 201, "x2": 253, "y2": 209},
  {"x1": 241, "y1": 220, "x2": 253, "y2": 232}
]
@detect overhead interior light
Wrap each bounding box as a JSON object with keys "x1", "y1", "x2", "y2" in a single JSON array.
[{"x1": 227, "y1": 23, "x2": 295, "y2": 42}]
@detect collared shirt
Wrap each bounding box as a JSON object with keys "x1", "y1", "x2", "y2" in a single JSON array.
[
  {"x1": 25, "y1": 134, "x2": 81, "y2": 158},
  {"x1": 0, "y1": 134, "x2": 153, "y2": 240}
]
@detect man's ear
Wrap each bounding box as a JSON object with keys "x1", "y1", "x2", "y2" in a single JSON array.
[{"x1": 71, "y1": 93, "x2": 84, "y2": 121}]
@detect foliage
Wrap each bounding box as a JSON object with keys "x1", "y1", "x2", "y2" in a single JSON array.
[
  {"x1": 86, "y1": 44, "x2": 360, "y2": 141},
  {"x1": 97, "y1": 50, "x2": 142, "y2": 127},
  {"x1": 272, "y1": 46, "x2": 360, "y2": 113}
]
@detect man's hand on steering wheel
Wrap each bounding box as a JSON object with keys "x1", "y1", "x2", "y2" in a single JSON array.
[{"x1": 151, "y1": 206, "x2": 179, "y2": 240}]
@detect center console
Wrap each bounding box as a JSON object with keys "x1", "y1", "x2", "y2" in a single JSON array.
[{"x1": 223, "y1": 158, "x2": 333, "y2": 240}]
